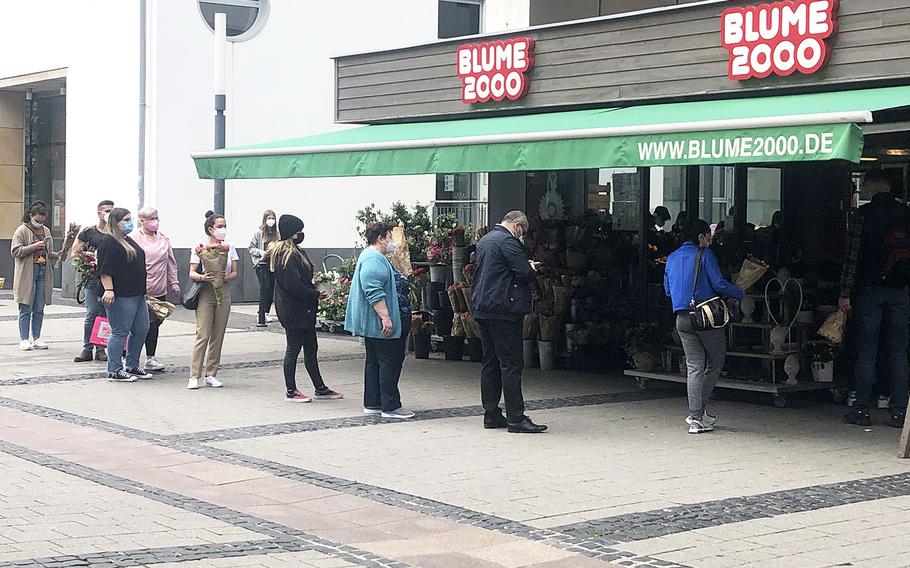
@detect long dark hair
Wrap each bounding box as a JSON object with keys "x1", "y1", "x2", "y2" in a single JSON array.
[
  {"x1": 685, "y1": 219, "x2": 712, "y2": 245},
  {"x1": 23, "y1": 201, "x2": 48, "y2": 224}
]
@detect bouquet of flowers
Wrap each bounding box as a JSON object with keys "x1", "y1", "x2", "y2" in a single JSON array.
[
  {"x1": 195, "y1": 242, "x2": 231, "y2": 307},
  {"x1": 72, "y1": 249, "x2": 98, "y2": 290}
]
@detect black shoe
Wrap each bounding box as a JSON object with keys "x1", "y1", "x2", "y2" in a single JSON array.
[
  {"x1": 74, "y1": 349, "x2": 94, "y2": 363},
  {"x1": 507, "y1": 418, "x2": 548, "y2": 433},
  {"x1": 844, "y1": 408, "x2": 872, "y2": 427},
  {"x1": 889, "y1": 411, "x2": 906, "y2": 429},
  {"x1": 108, "y1": 370, "x2": 137, "y2": 383},
  {"x1": 256, "y1": 313, "x2": 267, "y2": 327},
  {"x1": 127, "y1": 368, "x2": 154, "y2": 380},
  {"x1": 95, "y1": 350, "x2": 108, "y2": 362},
  {"x1": 484, "y1": 411, "x2": 508, "y2": 429}
]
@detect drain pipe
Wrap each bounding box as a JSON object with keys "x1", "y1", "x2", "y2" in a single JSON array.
[{"x1": 137, "y1": 0, "x2": 148, "y2": 208}]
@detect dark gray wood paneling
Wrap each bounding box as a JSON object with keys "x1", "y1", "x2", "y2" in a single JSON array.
[{"x1": 336, "y1": 0, "x2": 910, "y2": 123}]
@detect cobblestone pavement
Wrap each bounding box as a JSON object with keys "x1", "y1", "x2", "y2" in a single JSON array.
[{"x1": 2, "y1": 299, "x2": 909, "y2": 567}]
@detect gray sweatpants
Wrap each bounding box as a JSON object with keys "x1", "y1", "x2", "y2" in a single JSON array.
[{"x1": 676, "y1": 314, "x2": 727, "y2": 420}]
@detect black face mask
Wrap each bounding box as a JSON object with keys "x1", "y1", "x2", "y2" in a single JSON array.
[{"x1": 292, "y1": 233, "x2": 305, "y2": 245}]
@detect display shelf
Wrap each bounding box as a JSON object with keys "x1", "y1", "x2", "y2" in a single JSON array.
[
  {"x1": 731, "y1": 321, "x2": 812, "y2": 329},
  {"x1": 726, "y1": 350, "x2": 800, "y2": 359}
]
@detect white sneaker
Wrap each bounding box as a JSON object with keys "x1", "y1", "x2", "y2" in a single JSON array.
[
  {"x1": 19, "y1": 340, "x2": 33, "y2": 351},
  {"x1": 145, "y1": 357, "x2": 165, "y2": 372},
  {"x1": 187, "y1": 377, "x2": 200, "y2": 390},
  {"x1": 363, "y1": 407, "x2": 382, "y2": 415},
  {"x1": 702, "y1": 411, "x2": 718, "y2": 426},
  {"x1": 204, "y1": 376, "x2": 223, "y2": 388},
  {"x1": 32, "y1": 338, "x2": 48, "y2": 350},
  {"x1": 686, "y1": 416, "x2": 714, "y2": 434}
]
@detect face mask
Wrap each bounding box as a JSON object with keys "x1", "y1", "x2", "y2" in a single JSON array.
[
  {"x1": 30, "y1": 219, "x2": 42, "y2": 229},
  {"x1": 386, "y1": 239, "x2": 398, "y2": 254},
  {"x1": 122, "y1": 220, "x2": 134, "y2": 233},
  {"x1": 266, "y1": 219, "x2": 276, "y2": 228},
  {"x1": 213, "y1": 227, "x2": 227, "y2": 241},
  {"x1": 145, "y1": 219, "x2": 160, "y2": 232},
  {"x1": 104, "y1": 212, "x2": 111, "y2": 225},
  {"x1": 292, "y1": 233, "x2": 304, "y2": 245}
]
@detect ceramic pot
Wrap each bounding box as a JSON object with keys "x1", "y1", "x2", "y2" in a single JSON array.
[{"x1": 538, "y1": 340, "x2": 555, "y2": 371}]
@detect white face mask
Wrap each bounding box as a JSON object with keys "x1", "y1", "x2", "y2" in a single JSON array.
[
  {"x1": 104, "y1": 212, "x2": 111, "y2": 225},
  {"x1": 386, "y1": 239, "x2": 398, "y2": 254},
  {"x1": 213, "y1": 227, "x2": 227, "y2": 241},
  {"x1": 265, "y1": 219, "x2": 276, "y2": 228},
  {"x1": 30, "y1": 219, "x2": 42, "y2": 229}
]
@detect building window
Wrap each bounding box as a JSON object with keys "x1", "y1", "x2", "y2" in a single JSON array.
[
  {"x1": 434, "y1": 173, "x2": 488, "y2": 230},
  {"x1": 198, "y1": 0, "x2": 269, "y2": 42},
  {"x1": 438, "y1": 0, "x2": 482, "y2": 39}
]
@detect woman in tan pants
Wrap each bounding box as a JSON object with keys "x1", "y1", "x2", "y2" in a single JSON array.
[{"x1": 187, "y1": 211, "x2": 239, "y2": 390}]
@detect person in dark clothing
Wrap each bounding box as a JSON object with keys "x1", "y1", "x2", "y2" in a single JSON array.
[
  {"x1": 250, "y1": 210, "x2": 278, "y2": 327},
  {"x1": 72, "y1": 200, "x2": 114, "y2": 362},
  {"x1": 840, "y1": 174, "x2": 910, "y2": 429},
  {"x1": 471, "y1": 210, "x2": 547, "y2": 434},
  {"x1": 271, "y1": 214, "x2": 343, "y2": 403}
]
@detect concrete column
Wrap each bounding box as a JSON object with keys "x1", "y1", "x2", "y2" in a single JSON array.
[{"x1": 0, "y1": 91, "x2": 25, "y2": 235}]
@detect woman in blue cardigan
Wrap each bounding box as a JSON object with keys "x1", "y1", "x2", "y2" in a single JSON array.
[{"x1": 345, "y1": 222, "x2": 414, "y2": 419}]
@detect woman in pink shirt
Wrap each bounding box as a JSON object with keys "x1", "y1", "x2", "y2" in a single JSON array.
[{"x1": 130, "y1": 207, "x2": 181, "y2": 372}]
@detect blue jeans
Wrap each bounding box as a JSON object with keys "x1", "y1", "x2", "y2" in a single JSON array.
[
  {"x1": 853, "y1": 286, "x2": 910, "y2": 413},
  {"x1": 18, "y1": 264, "x2": 46, "y2": 341},
  {"x1": 83, "y1": 288, "x2": 106, "y2": 352},
  {"x1": 106, "y1": 295, "x2": 150, "y2": 374}
]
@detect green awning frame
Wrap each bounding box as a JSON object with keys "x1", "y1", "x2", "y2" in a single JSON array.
[{"x1": 193, "y1": 86, "x2": 910, "y2": 179}]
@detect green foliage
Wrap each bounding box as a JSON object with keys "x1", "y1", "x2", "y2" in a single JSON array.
[{"x1": 355, "y1": 202, "x2": 433, "y2": 263}]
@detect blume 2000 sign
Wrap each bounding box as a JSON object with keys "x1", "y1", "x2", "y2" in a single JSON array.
[
  {"x1": 722, "y1": 0, "x2": 838, "y2": 81},
  {"x1": 457, "y1": 38, "x2": 534, "y2": 104}
]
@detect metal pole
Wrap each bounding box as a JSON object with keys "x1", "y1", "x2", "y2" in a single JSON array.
[
  {"x1": 637, "y1": 168, "x2": 651, "y2": 322},
  {"x1": 213, "y1": 12, "x2": 227, "y2": 214},
  {"x1": 138, "y1": 0, "x2": 147, "y2": 209}
]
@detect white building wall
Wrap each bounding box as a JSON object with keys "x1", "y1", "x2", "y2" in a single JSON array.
[
  {"x1": 484, "y1": 0, "x2": 531, "y2": 31},
  {"x1": 0, "y1": 0, "x2": 139, "y2": 231},
  {"x1": 151, "y1": 0, "x2": 441, "y2": 250}
]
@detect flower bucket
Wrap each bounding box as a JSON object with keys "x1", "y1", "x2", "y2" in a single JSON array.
[
  {"x1": 523, "y1": 339, "x2": 538, "y2": 368},
  {"x1": 538, "y1": 340, "x2": 555, "y2": 371},
  {"x1": 467, "y1": 337, "x2": 484, "y2": 362},
  {"x1": 443, "y1": 336, "x2": 464, "y2": 360},
  {"x1": 430, "y1": 264, "x2": 451, "y2": 284},
  {"x1": 811, "y1": 361, "x2": 834, "y2": 383},
  {"x1": 414, "y1": 334, "x2": 431, "y2": 359}
]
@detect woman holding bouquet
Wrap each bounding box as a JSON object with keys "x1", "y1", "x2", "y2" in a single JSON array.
[
  {"x1": 187, "y1": 211, "x2": 239, "y2": 390},
  {"x1": 97, "y1": 208, "x2": 152, "y2": 382},
  {"x1": 271, "y1": 214, "x2": 343, "y2": 402}
]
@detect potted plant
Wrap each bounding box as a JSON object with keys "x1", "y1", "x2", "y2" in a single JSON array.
[
  {"x1": 625, "y1": 323, "x2": 663, "y2": 373},
  {"x1": 807, "y1": 340, "x2": 836, "y2": 382},
  {"x1": 411, "y1": 312, "x2": 434, "y2": 359}
]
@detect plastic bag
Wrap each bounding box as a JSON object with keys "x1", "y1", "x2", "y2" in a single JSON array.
[
  {"x1": 818, "y1": 310, "x2": 847, "y2": 344},
  {"x1": 734, "y1": 256, "x2": 769, "y2": 292}
]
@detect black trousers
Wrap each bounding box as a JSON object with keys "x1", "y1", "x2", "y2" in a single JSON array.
[
  {"x1": 283, "y1": 327, "x2": 326, "y2": 393},
  {"x1": 478, "y1": 318, "x2": 526, "y2": 423},
  {"x1": 144, "y1": 295, "x2": 166, "y2": 357},
  {"x1": 255, "y1": 265, "x2": 275, "y2": 318},
  {"x1": 363, "y1": 318, "x2": 409, "y2": 412}
]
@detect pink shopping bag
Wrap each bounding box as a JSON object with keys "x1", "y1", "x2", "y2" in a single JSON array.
[{"x1": 90, "y1": 316, "x2": 128, "y2": 350}]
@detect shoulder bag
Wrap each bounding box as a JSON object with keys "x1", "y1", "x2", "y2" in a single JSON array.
[
  {"x1": 688, "y1": 248, "x2": 731, "y2": 331},
  {"x1": 181, "y1": 256, "x2": 205, "y2": 310}
]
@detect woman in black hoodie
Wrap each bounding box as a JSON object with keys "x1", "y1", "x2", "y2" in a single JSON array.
[{"x1": 271, "y1": 215, "x2": 343, "y2": 402}]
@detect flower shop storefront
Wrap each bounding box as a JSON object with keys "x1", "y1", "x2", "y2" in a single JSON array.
[{"x1": 192, "y1": 0, "x2": 910, "y2": 417}]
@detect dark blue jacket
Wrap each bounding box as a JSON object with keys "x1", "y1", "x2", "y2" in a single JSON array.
[
  {"x1": 664, "y1": 242, "x2": 743, "y2": 313},
  {"x1": 471, "y1": 225, "x2": 536, "y2": 321}
]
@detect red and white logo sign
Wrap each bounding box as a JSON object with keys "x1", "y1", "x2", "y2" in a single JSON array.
[
  {"x1": 722, "y1": 0, "x2": 839, "y2": 81},
  {"x1": 457, "y1": 37, "x2": 534, "y2": 104}
]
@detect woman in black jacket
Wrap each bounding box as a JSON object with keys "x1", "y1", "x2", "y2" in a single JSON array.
[{"x1": 271, "y1": 215, "x2": 342, "y2": 402}]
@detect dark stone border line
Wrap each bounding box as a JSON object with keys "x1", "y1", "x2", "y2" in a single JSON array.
[
  {"x1": 166, "y1": 390, "x2": 678, "y2": 443},
  {"x1": 0, "y1": 440, "x2": 411, "y2": 568},
  {"x1": 0, "y1": 539, "x2": 313, "y2": 568},
  {"x1": 0, "y1": 396, "x2": 687, "y2": 568},
  {"x1": 0, "y1": 353, "x2": 364, "y2": 386},
  {"x1": 554, "y1": 471, "x2": 910, "y2": 544}
]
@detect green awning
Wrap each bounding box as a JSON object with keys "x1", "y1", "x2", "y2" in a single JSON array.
[{"x1": 193, "y1": 86, "x2": 910, "y2": 179}]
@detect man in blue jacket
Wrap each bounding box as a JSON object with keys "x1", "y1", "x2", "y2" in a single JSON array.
[{"x1": 472, "y1": 211, "x2": 547, "y2": 433}]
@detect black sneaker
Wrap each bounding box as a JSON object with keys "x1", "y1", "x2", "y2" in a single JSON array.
[
  {"x1": 844, "y1": 408, "x2": 872, "y2": 427},
  {"x1": 127, "y1": 368, "x2": 154, "y2": 380},
  {"x1": 74, "y1": 349, "x2": 94, "y2": 363},
  {"x1": 889, "y1": 411, "x2": 906, "y2": 429},
  {"x1": 108, "y1": 370, "x2": 138, "y2": 383},
  {"x1": 256, "y1": 313, "x2": 267, "y2": 328}
]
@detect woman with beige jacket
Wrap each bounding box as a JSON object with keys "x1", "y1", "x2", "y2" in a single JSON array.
[{"x1": 11, "y1": 202, "x2": 67, "y2": 351}]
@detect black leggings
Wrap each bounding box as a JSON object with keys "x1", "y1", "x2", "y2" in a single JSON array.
[
  {"x1": 284, "y1": 327, "x2": 326, "y2": 393},
  {"x1": 256, "y1": 265, "x2": 274, "y2": 317},
  {"x1": 144, "y1": 295, "x2": 166, "y2": 357}
]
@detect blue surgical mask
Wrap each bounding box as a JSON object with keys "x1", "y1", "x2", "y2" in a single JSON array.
[{"x1": 122, "y1": 220, "x2": 134, "y2": 233}]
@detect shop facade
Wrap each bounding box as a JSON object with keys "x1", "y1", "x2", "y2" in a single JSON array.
[{"x1": 194, "y1": 0, "x2": 910, "y2": 405}]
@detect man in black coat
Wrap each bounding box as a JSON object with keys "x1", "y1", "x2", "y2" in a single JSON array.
[{"x1": 472, "y1": 211, "x2": 547, "y2": 433}]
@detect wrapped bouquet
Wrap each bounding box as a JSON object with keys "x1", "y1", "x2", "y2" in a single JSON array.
[{"x1": 195, "y1": 242, "x2": 231, "y2": 307}]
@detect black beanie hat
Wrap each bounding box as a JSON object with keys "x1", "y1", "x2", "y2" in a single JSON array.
[{"x1": 278, "y1": 214, "x2": 304, "y2": 240}]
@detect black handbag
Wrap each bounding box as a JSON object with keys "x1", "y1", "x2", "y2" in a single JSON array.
[
  {"x1": 181, "y1": 262, "x2": 205, "y2": 310},
  {"x1": 688, "y1": 248, "x2": 731, "y2": 331}
]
